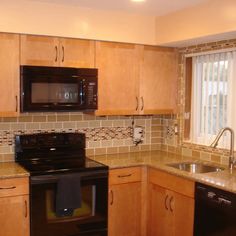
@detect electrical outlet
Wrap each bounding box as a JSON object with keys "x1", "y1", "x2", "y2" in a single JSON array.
[{"x1": 133, "y1": 126, "x2": 143, "y2": 145}]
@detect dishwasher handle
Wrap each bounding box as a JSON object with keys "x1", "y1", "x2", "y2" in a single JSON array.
[{"x1": 196, "y1": 183, "x2": 235, "y2": 208}]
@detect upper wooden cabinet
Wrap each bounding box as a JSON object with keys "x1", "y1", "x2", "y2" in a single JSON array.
[
  {"x1": 95, "y1": 41, "x2": 178, "y2": 116},
  {"x1": 0, "y1": 33, "x2": 20, "y2": 117},
  {"x1": 95, "y1": 41, "x2": 141, "y2": 115},
  {"x1": 20, "y1": 35, "x2": 95, "y2": 68},
  {"x1": 139, "y1": 46, "x2": 178, "y2": 115}
]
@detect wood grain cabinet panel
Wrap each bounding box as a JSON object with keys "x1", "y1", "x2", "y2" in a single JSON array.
[
  {"x1": 147, "y1": 169, "x2": 194, "y2": 236},
  {"x1": 109, "y1": 167, "x2": 144, "y2": 236},
  {"x1": 59, "y1": 38, "x2": 95, "y2": 68},
  {"x1": 0, "y1": 33, "x2": 20, "y2": 117},
  {"x1": 139, "y1": 46, "x2": 178, "y2": 115},
  {"x1": 0, "y1": 177, "x2": 29, "y2": 236},
  {"x1": 0, "y1": 195, "x2": 29, "y2": 236},
  {"x1": 95, "y1": 41, "x2": 141, "y2": 115},
  {"x1": 20, "y1": 35, "x2": 95, "y2": 68},
  {"x1": 95, "y1": 41, "x2": 178, "y2": 116}
]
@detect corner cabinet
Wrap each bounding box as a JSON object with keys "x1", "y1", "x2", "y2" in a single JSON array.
[
  {"x1": 0, "y1": 33, "x2": 20, "y2": 117},
  {"x1": 0, "y1": 177, "x2": 29, "y2": 236},
  {"x1": 108, "y1": 167, "x2": 144, "y2": 236},
  {"x1": 20, "y1": 35, "x2": 95, "y2": 68},
  {"x1": 95, "y1": 41, "x2": 178, "y2": 116},
  {"x1": 147, "y1": 168, "x2": 194, "y2": 236}
]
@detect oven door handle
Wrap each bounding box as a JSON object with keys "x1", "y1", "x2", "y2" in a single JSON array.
[{"x1": 31, "y1": 175, "x2": 59, "y2": 184}]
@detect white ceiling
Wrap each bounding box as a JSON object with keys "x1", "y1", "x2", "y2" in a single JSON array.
[{"x1": 30, "y1": 0, "x2": 209, "y2": 16}]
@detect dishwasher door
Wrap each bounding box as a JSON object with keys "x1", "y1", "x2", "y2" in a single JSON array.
[{"x1": 194, "y1": 183, "x2": 236, "y2": 236}]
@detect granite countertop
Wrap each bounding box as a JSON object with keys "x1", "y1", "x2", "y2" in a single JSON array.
[
  {"x1": 1, "y1": 150, "x2": 236, "y2": 194},
  {"x1": 0, "y1": 162, "x2": 29, "y2": 179},
  {"x1": 89, "y1": 150, "x2": 236, "y2": 194}
]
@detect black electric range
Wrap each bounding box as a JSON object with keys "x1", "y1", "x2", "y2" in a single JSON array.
[
  {"x1": 15, "y1": 132, "x2": 108, "y2": 236},
  {"x1": 15, "y1": 132, "x2": 108, "y2": 175}
]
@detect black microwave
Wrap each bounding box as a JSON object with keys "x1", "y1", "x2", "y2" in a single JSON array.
[{"x1": 20, "y1": 66, "x2": 98, "y2": 112}]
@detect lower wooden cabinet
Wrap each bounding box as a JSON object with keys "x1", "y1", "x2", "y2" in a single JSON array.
[
  {"x1": 147, "y1": 168, "x2": 195, "y2": 236},
  {"x1": 108, "y1": 167, "x2": 143, "y2": 236},
  {"x1": 0, "y1": 177, "x2": 29, "y2": 236},
  {"x1": 148, "y1": 183, "x2": 194, "y2": 236},
  {"x1": 108, "y1": 167, "x2": 195, "y2": 236}
]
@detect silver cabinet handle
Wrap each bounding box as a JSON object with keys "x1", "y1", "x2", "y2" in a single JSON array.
[
  {"x1": 118, "y1": 174, "x2": 132, "y2": 178},
  {"x1": 15, "y1": 95, "x2": 18, "y2": 112},
  {"x1": 24, "y1": 200, "x2": 28, "y2": 218},
  {"x1": 110, "y1": 190, "x2": 114, "y2": 205},
  {"x1": 164, "y1": 195, "x2": 169, "y2": 210},
  {"x1": 55, "y1": 46, "x2": 58, "y2": 62},
  {"x1": 0, "y1": 186, "x2": 16, "y2": 190},
  {"x1": 169, "y1": 196, "x2": 174, "y2": 212},
  {"x1": 141, "y1": 96, "x2": 144, "y2": 111},
  {"x1": 136, "y1": 96, "x2": 139, "y2": 111},
  {"x1": 62, "y1": 46, "x2": 65, "y2": 62}
]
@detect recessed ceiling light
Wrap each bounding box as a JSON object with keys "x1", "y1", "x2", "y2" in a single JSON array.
[{"x1": 131, "y1": 0, "x2": 146, "y2": 2}]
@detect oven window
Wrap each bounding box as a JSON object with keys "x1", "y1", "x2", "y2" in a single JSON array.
[
  {"x1": 46, "y1": 185, "x2": 96, "y2": 222},
  {"x1": 31, "y1": 83, "x2": 79, "y2": 103}
]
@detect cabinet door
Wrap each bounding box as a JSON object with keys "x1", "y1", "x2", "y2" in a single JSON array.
[
  {"x1": 109, "y1": 182, "x2": 141, "y2": 236},
  {"x1": 148, "y1": 183, "x2": 173, "y2": 236},
  {"x1": 59, "y1": 38, "x2": 95, "y2": 68},
  {"x1": 20, "y1": 35, "x2": 59, "y2": 66},
  {"x1": 0, "y1": 33, "x2": 19, "y2": 117},
  {"x1": 95, "y1": 41, "x2": 141, "y2": 115},
  {"x1": 0, "y1": 195, "x2": 29, "y2": 236},
  {"x1": 172, "y1": 191, "x2": 194, "y2": 236},
  {"x1": 139, "y1": 46, "x2": 178, "y2": 115}
]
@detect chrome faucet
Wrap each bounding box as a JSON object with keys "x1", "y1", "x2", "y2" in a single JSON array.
[{"x1": 210, "y1": 127, "x2": 235, "y2": 170}]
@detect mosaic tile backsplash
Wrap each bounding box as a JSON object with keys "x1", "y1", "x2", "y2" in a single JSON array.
[
  {"x1": 163, "y1": 38, "x2": 236, "y2": 166},
  {"x1": 0, "y1": 112, "x2": 164, "y2": 162}
]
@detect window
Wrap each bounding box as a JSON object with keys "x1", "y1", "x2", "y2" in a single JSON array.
[{"x1": 185, "y1": 51, "x2": 236, "y2": 147}]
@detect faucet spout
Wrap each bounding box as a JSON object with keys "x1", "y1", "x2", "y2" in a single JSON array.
[{"x1": 210, "y1": 127, "x2": 235, "y2": 170}]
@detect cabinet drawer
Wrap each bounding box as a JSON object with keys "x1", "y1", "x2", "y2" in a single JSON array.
[
  {"x1": 0, "y1": 177, "x2": 29, "y2": 197},
  {"x1": 109, "y1": 167, "x2": 142, "y2": 185},
  {"x1": 148, "y1": 168, "x2": 194, "y2": 198}
]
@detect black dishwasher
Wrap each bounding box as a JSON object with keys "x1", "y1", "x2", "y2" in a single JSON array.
[{"x1": 194, "y1": 183, "x2": 236, "y2": 236}]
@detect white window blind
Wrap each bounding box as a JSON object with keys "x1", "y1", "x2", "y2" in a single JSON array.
[{"x1": 191, "y1": 51, "x2": 236, "y2": 147}]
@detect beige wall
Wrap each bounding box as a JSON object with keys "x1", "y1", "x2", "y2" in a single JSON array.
[
  {"x1": 0, "y1": 0, "x2": 156, "y2": 45},
  {"x1": 156, "y1": 0, "x2": 236, "y2": 46}
]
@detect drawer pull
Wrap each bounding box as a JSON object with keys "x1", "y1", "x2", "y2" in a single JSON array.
[
  {"x1": 164, "y1": 195, "x2": 169, "y2": 210},
  {"x1": 24, "y1": 200, "x2": 28, "y2": 218},
  {"x1": 118, "y1": 174, "x2": 132, "y2": 178},
  {"x1": 55, "y1": 46, "x2": 58, "y2": 62},
  {"x1": 0, "y1": 186, "x2": 16, "y2": 190},
  {"x1": 169, "y1": 196, "x2": 174, "y2": 212},
  {"x1": 110, "y1": 190, "x2": 114, "y2": 205}
]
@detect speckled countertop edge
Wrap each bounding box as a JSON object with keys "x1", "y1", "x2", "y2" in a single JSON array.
[
  {"x1": 1, "y1": 150, "x2": 236, "y2": 194},
  {"x1": 0, "y1": 162, "x2": 29, "y2": 179},
  {"x1": 89, "y1": 150, "x2": 236, "y2": 194}
]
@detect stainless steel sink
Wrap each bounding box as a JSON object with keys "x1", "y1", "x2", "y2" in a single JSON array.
[{"x1": 167, "y1": 162, "x2": 224, "y2": 174}]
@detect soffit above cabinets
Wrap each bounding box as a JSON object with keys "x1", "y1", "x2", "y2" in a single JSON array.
[{"x1": 29, "y1": 0, "x2": 208, "y2": 16}]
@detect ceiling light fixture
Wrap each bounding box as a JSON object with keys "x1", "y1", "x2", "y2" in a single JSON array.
[{"x1": 131, "y1": 0, "x2": 146, "y2": 2}]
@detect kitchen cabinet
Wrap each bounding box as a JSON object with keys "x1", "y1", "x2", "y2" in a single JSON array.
[
  {"x1": 20, "y1": 35, "x2": 95, "y2": 68},
  {"x1": 0, "y1": 33, "x2": 20, "y2": 117},
  {"x1": 0, "y1": 177, "x2": 29, "y2": 236},
  {"x1": 95, "y1": 41, "x2": 141, "y2": 115},
  {"x1": 95, "y1": 41, "x2": 178, "y2": 116},
  {"x1": 147, "y1": 168, "x2": 194, "y2": 236},
  {"x1": 139, "y1": 46, "x2": 178, "y2": 114},
  {"x1": 108, "y1": 167, "x2": 143, "y2": 236}
]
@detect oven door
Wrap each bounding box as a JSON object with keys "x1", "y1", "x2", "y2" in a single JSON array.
[{"x1": 30, "y1": 170, "x2": 108, "y2": 236}]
